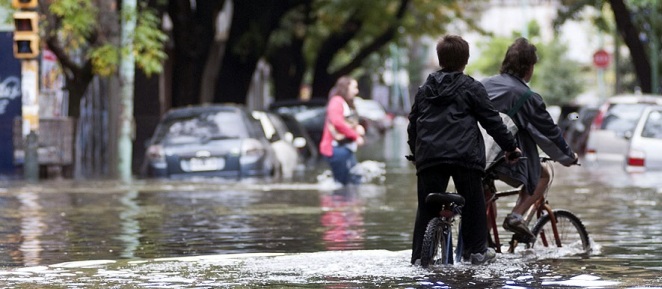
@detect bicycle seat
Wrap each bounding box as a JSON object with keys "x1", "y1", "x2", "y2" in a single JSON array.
[{"x1": 425, "y1": 192, "x2": 465, "y2": 207}]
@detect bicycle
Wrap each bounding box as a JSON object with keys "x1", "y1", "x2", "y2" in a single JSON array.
[
  {"x1": 418, "y1": 155, "x2": 591, "y2": 268},
  {"x1": 484, "y1": 156, "x2": 590, "y2": 255}
]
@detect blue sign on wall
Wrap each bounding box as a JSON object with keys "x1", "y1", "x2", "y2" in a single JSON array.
[{"x1": 0, "y1": 32, "x2": 23, "y2": 176}]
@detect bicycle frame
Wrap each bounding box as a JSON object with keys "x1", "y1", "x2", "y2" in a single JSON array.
[{"x1": 484, "y1": 158, "x2": 560, "y2": 253}]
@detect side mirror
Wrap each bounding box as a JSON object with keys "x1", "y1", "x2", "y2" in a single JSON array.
[{"x1": 567, "y1": 112, "x2": 580, "y2": 121}]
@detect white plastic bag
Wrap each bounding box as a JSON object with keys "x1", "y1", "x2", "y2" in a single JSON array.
[{"x1": 479, "y1": 112, "x2": 518, "y2": 169}]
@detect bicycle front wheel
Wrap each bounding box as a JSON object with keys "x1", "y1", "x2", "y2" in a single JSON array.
[
  {"x1": 420, "y1": 217, "x2": 453, "y2": 267},
  {"x1": 530, "y1": 209, "x2": 590, "y2": 254}
]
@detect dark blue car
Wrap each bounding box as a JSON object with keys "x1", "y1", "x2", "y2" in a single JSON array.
[{"x1": 141, "y1": 104, "x2": 279, "y2": 179}]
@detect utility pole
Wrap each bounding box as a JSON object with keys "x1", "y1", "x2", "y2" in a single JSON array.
[
  {"x1": 118, "y1": 0, "x2": 137, "y2": 182},
  {"x1": 12, "y1": 0, "x2": 40, "y2": 181}
]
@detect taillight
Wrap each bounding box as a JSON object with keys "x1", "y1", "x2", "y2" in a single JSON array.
[
  {"x1": 591, "y1": 104, "x2": 607, "y2": 130},
  {"x1": 627, "y1": 149, "x2": 645, "y2": 167},
  {"x1": 147, "y1": 144, "x2": 165, "y2": 161}
]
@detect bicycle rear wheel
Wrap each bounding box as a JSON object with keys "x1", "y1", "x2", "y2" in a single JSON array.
[
  {"x1": 530, "y1": 209, "x2": 590, "y2": 254},
  {"x1": 420, "y1": 217, "x2": 453, "y2": 267}
]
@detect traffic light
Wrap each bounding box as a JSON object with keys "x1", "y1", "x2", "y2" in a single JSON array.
[
  {"x1": 13, "y1": 11, "x2": 40, "y2": 59},
  {"x1": 11, "y1": 0, "x2": 38, "y2": 9}
]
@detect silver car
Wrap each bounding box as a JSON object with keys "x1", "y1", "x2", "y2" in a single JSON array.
[
  {"x1": 584, "y1": 94, "x2": 662, "y2": 164},
  {"x1": 625, "y1": 105, "x2": 662, "y2": 172}
]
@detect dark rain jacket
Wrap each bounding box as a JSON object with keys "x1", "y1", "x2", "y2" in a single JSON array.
[
  {"x1": 481, "y1": 73, "x2": 576, "y2": 194},
  {"x1": 407, "y1": 69, "x2": 518, "y2": 173}
]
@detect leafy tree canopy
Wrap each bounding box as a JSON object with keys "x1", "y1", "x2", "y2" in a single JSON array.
[{"x1": 48, "y1": 0, "x2": 167, "y2": 77}]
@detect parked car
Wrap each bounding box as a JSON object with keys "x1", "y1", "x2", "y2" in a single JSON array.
[
  {"x1": 353, "y1": 97, "x2": 393, "y2": 135},
  {"x1": 252, "y1": 110, "x2": 304, "y2": 179},
  {"x1": 141, "y1": 104, "x2": 280, "y2": 179},
  {"x1": 584, "y1": 94, "x2": 662, "y2": 164},
  {"x1": 625, "y1": 105, "x2": 662, "y2": 172},
  {"x1": 269, "y1": 99, "x2": 327, "y2": 150},
  {"x1": 562, "y1": 106, "x2": 599, "y2": 155},
  {"x1": 278, "y1": 113, "x2": 319, "y2": 163},
  {"x1": 556, "y1": 104, "x2": 581, "y2": 134}
]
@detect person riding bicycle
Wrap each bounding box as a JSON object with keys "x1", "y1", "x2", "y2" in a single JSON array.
[
  {"x1": 407, "y1": 35, "x2": 522, "y2": 265},
  {"x1": 481, "y1": 37, "x2": 579, "y2": 241}
]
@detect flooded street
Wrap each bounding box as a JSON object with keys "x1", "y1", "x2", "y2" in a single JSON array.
[{"x1": 1, "y1": 119, "x2": 662, "y2": 288}]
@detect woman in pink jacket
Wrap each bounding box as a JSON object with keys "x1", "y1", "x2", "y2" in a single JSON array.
[{"x1": 319, "y1": 76, "x2": 365, "y2": 185}]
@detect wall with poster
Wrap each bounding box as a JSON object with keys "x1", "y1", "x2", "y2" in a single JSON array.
[
  {"x1": 41, "y1": 49, "x2": 67, "y2": 117},
  {"x1": 0, "y1": 31, "x2": 23, "y2": 176}
]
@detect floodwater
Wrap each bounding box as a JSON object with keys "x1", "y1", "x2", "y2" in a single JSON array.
[{"x1": 1, "y1": 118, "x2": 662, "y2": 288}]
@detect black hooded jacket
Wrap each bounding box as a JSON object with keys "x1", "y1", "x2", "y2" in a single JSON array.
[{"x1": 407, "y1": 70, "x2": 518, "y2": 173}]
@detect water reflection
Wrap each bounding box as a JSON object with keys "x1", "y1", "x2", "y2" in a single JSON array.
[
  {"x1": 320, "y1": 186, "x2": 365, "y2": 250},
  {"x1": 116, "y1": 190, "x2": 140, "y2": 259},
  {"x1": 17, "y1": 192, "x2": 44, "y2": 266}
]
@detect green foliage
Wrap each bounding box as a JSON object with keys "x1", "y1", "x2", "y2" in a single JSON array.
[
  {"x1": 49, "y1": 0, "x2": 98, "y2": 50},
  {"x1": 48, "y1": 0, "x2": 167, "y2": 77},
  {"x1": 49, "y1": 0, "x2": 97, "y2": 50},
  {"x1": 133, "y1": 7, "x2": 168, "y2": 75},
  {"x1": 0, "y1": 1, "x2": 12, "y2": 24},
  {"x1": 466, "y1": 37, "x2": 511, "y2": 76},
  {"x1": 89, "y1": 44, "x2": 119, "y2": 76},
  {"x1": 531, "y1": 40, "x2": 584, "y2": 105}
]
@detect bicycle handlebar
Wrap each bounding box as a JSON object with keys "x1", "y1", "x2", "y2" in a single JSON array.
[
  {"x1": 541, "y1": 156, "x2": 581, "y2": 166},
  {"x1": 506, "y1": 150, "x2": 522, "y2": 161}
]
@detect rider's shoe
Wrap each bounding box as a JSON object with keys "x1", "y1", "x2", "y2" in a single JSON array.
[
  {"x1": 470, "y1": 248, "x2": 496, "y2": 265},
  {"x1": 513, "y1": 233, "x2": 536, "y2": 243},
  {"x1": 503, "y1": 213, "x2": 535, "y2": 240}
]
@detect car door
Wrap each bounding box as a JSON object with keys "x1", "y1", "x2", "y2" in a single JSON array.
[{"x1": 627, "y1": 107, "x2": 662, "y2": 171}]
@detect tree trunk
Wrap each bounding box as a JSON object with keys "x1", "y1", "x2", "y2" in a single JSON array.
[
  {"x1": 168, "y1": 0, "x2": 223, "y2": 108},
  {"x1": 609, "y1": 0, "x2": 651, "y2": 93},
  {"x1": 214, "y1": 0, "x2": 301, "y2": 104},
  {"x1": 268, "y1": 41, "x2": 306, "y2": 102},
  {"x1": 267, "y1": 2, "x2": 311, "y2": 102},
  {"x1": 74, "y1": 77, "x2": 110, "y2": 179}
]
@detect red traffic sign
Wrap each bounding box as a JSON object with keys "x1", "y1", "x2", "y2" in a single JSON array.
[{"x1": 593, "y1": 49, "x2": 610, "y2": 69}]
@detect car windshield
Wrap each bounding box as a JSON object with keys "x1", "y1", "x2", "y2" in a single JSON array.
[
  {"x1": 158, "y1": 111, "x2": 247, "y2": 143},
  {"x1": 602, "y1": 103, "x2": 650, "y2": 134},
  {"x1": 641, "y1": 110, "x2": 662, "y2": 139}
]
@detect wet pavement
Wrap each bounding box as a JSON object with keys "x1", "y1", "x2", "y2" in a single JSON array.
[{"x1": 1, "y1": 118, "x2": 662, "y2": 288}]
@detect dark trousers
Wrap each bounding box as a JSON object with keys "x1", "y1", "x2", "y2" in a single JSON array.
[
  {"x1": 325, "y1": 146, "x2": 361, "y2": 185},
  {"x1": 410, "y1": 165, "x2": 488, "y2": 264}
]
